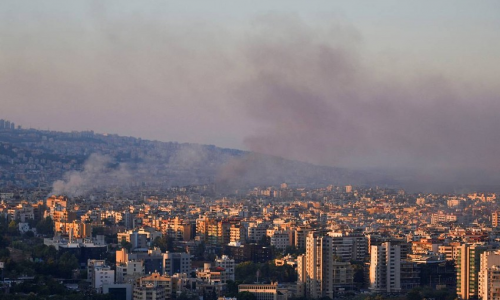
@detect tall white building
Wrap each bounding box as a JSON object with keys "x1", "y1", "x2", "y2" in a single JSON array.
[
  {"x1": 297, "y1": 231, "x2": 354, "y2": 299},
  {"x1": 328, "y1": 232, "x2": 368, "y2": 262},
  {"x1": 88, "y1": 259, "x2": 106, "y2": 282},
  {"x1": 369, "y1": 242, "x2": 401, "y2": 293},
  {"x1": 480, "y1": 266, "x2": 500, "y2": 300},
  {"x1": 479, "y1": 250, "x2": 500, "y2": 300},
  {"x1": 93, "y1": 265, "x2": 115, "y2": 292}
]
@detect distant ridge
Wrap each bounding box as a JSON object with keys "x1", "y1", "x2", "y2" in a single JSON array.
[{"x1": 0, "y1": 126, "x2": 394, "y2": 193}]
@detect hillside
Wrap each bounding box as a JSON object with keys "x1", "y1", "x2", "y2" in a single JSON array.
[{"x1": 0, "y1": 127, "x2": 393, "y2": 194}]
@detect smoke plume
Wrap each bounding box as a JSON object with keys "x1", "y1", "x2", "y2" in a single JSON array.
[
  {"x1": 2, "y1": 5, "x2": 499, "y2": 190},
  {"x1": 51, "y1": 153, "x2": 131, "y2": 197},
  {"x1": 235, "y1": 14, "x2": 500, "y2": 188}
]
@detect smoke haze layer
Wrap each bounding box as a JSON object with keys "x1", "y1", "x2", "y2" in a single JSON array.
[
  {"x1": 2, "y1": 5, "x2": 499, "y2": 188},
  {"x1": 237, "y1": 15, "x2": 500, "y2": 186}
]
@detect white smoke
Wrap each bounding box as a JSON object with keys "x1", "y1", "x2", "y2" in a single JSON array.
[{"x1": 51, "y1": 153, "x2": 131, "y2": 197}]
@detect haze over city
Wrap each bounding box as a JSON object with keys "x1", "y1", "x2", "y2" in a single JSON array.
[{"x1": 2, "y1": 1, "x2": 500, "y2": 186}]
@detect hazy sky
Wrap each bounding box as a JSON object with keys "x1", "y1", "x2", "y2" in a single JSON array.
[{"x1": 1, "y1": 1, "x2": 500, "y2": 177}]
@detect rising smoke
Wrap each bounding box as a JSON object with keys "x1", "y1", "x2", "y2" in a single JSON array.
[
  {"x1": 51, "y1": 153, "x2": 131, "y2": 197},
  {"x1": 3, "y1": 7, "x2": 500, "y2": 190},
  {"x1": 235, "y1": 14, "x2": 500, "y2": 188}
]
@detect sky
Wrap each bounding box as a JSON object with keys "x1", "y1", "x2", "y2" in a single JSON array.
[{"x1": 1, "y1": 1, "x2": 500, "y2": 182}]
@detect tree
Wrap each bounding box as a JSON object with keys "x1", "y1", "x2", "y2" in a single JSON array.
[
  {"x1": 237, "y1": 291, "x2": 257, "y2": 300},
  {"x1": 352, "y1": 263, "x2": 365, "y2": 288},
  {"x1": 284, "y1": 245, "x2": 305, "y2": 256},
  {"x1": 36, "y1": 216, "x2": 54, "y2": 235},
  {"x1": 406, "y1": 289, "x2": 422, "y2": 300},
  {"x1": 152, "y1": 236, "x2": 167, "y2": 252},
  {"x1": 121, "y1": 240, "x2": 132, "y2": 251},
  {"x1": 258, "y1": 235, "x2": 271, "y2": 246},
  {"x1": 57, "y1": 252, "x2": 79, "y2": 278},
  {"x1": 225, "y1": 280, "x2": 239, "y2": 297},
  {"x1": 7, "y1": 220, "x2": 19, "y2": 235},
  {"x1": 194, "y1": 241, "x2": 206, "y2": 260}
]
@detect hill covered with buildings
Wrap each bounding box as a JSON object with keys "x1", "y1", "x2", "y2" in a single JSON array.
[{"x1": 0, "y1": 120, "x2": 391, "y2": 196}]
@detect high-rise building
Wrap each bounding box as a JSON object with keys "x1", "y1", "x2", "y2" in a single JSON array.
[
  {"x1": 457, "y1": 244, "x2": 488, "y2": 300},
  {"x1": 369, "y1": 242, "x2": 402, "y2": 293},
  {"x1": 329, "y1": 232, "x2": 368, "y2": 262},
  {"x1": 302, "y1": 232, "x2": 334, "y2": 299},
  {"x1": 479, "y1": 266, "x2": 500, "y2": 300},
  {"x1": 478, "y1": 250, "x2": 500, "y2": 300},
  {"x1": 197, "y1": 217, "x2": 240, "y2": 245},
  {"x1": 229, "y1": 224, "x2": 246, "y2": 244},
  {"x1": 492, "y1": 211, "x2": 500, "y2": 227},
  {"x1": 297, "y1": 231, "x2": 354, "y2": 299}
]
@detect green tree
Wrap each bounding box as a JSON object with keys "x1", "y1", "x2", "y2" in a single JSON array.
[
  {"x1": 152, "y1": 236, "x2": 167, "y2": 252},
  {"x1": 7, "y1": 220, "x2": 19, "y2": 235},
  {"x1": 237, "y1": 291, "x2": 257, "y2": 300},
  {"x1": 406, "y1": 289, "x2": 422, "y2": 300},
  {"x1": 258, "y1": 235, "x2": 271, "y2": 246},
  {"x1": 225, "y1": 280, "x2": 240, "y2": 297},
  {"x1": 121, "y1": 240, "x2": 132, "y2": 251},
  {"x1": 36, "y1": 216, "x2": 54, "y2": 235},
  {"x1": 57, "y1": 252, "x2": 79, "y2": 278},
  {"x1": 194, "y1": 241, "x2": 206, "y2": 260}
]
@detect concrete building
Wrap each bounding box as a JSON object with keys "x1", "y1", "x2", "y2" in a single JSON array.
[
  {"x1": 93, "y1": 264, "x2": 115, "y2": 292},
  {"x1": 55, "y1": 220, "x2": 92, "y2": 239},
  {"x1": 457, "y1": 244, "x2": 488, "y2": 300},
  {"x1": 238, "y1": 282, "x2": 288, "y2": 300},
  {"x1": 197, "y1": 262, "x2": 227, "y2": 285},
  {"x1": 230, "y1": 224, "x2": 246, "y2": 244},
  {"x1": 492, "y1": 211, "x2": 500, "y2": 228},
  {"x1": 117, "y1": 260, "x2": 145, "y2": 284},
  {"x1": 297, "y1": 231, "x2": 354, "y2": 299},
  {"x1": 133, "y1": 272, "x2": 172, "y2": 300},
  {"x1": 248, "y1": 223, "x2": 268, "y2": 243},
  {"x1": 294, "y1": 227, "x2": 310, "y2": 251},
  {"x1": 88, "y1": 259, "x2": 106, "y2": 282},
  {"x1": 214, "y1": 255, "x2": 235, "y2": 281},
  {"x1": 479, "y1": 265, "x2": 500, "y2": 300},
  {"x1": 298, "y1": 232, "x2": 334, "y2": 299},
  {"x1": 369, "y1": 242, "x2": 402, "y2": 293},
  {"x1": 270, "y1": 231, "x2": 291, "y2": 250},
  {"x1": 162, "y1": 252, "x2": 191, "y2": 276},
  {"x1": 479, "y1": 250, "x2": 500, "y2": 300},
  {"x1": 328, "y1": 232, "x2": 368, "y2": 262},
  {"x1": 103, "y1": 283, "x2": 133, "y2": 300}
]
